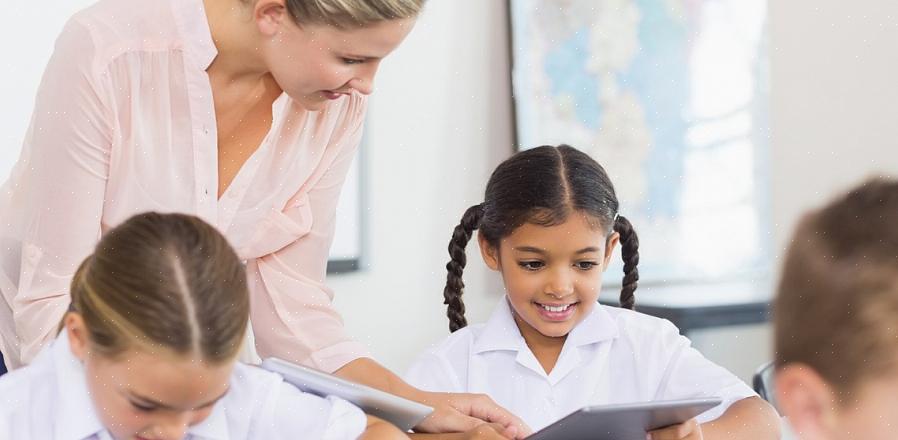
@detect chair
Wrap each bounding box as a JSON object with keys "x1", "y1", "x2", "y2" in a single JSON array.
[{"x1": 752, "y1": 361, "x2": 778, "y2": 413}]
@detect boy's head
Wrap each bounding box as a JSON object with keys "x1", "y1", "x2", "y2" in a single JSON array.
[{"x1": 774, "y1": 177, "x2": 898, "y2": 440}]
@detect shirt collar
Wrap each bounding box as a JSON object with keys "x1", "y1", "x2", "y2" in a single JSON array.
[
  {"x1": 51, "y1": 331, "x2": 231, "y2": 440},
  {"x1": 472, "y1": 296, "x2": 620, "y2": 355},
  {"x1": 51, "y1": 331, "x2": 107, "y2": 440},
  {"x1": 171, "y1": 0, "x2": 219, "y2": 70}
]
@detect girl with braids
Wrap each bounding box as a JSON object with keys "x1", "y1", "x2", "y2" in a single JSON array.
[
  {"x1": 0, "y1": 212, "x2": 407, "y2": 439},
  {"x1": 774, "y1": 178, "x2": 898, "y2": 440},
  {"x1": 406, "y1": 145, "x2": 780, "y2": 440}
]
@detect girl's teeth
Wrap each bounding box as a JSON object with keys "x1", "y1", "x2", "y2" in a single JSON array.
[{"x1": 540, "y1": 304, "x2": 571, "y2": 312}]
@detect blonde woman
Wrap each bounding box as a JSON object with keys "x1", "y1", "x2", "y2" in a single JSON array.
[{"x1": 0, "y1": 0, "x2": 527, "y2": 436}]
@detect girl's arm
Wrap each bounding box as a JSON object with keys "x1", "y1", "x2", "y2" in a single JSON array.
[
  {"x1": 699, "y1": 396, "x2": 781, "y2": 439},
  {"x1": 360, "y1": 415, "x2": 411, "y2": 440}
]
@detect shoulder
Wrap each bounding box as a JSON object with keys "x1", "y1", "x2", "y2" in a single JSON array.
[
  {"x1": 225, "y1": 363, "x2": 366, "y2": 438},
  {"x1": 421, "y1": 324, "x2": 483, "y2": 362},
  {"x1": 0, "y1": 350, "x2": 58, "y2": 429},
  {"x1": 602, "y1": 305, "x2": 681, "y2": 337},
  {"x1": 59, "y1": 0, "x2": 182, "y2": 71},
  {"x1": 405, "y1": 324, "x2": 483, "y2": 391}
]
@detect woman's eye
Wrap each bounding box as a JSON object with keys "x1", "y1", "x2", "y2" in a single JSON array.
[
  {"x1": 131, "y1": 402, "x2": 157, "y2": 412},
  {"x1": 518, "y1": 261, "x2": 544, "y2": 270},
  {"x1": 576, "y1": 261, "x2": 599, "y2": 270},
  {"x1": 342, "y1": 58, "x2": 364, "y2": 65}
]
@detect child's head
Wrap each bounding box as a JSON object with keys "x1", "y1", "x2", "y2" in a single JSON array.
[
  {"x1": 443, "y1": 145, "x2": 640, "y2": 338},
  {"x1": 774, "y1": 178, "x2": 898, "y2": 440},
  {"x1": 62, "y1": 212, "x2": 249, "y2": 440}
]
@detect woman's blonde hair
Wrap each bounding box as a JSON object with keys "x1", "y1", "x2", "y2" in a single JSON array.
[
  {"x1": 69, "y1": 212, "x2": 249, "y2": 363},
  {"x1": 285, "y1": 0, "x2": 425, "y2": 28}
]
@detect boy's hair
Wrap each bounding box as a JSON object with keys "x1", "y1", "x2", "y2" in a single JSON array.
[
  {"x1": 69, "y1": 212, "x2": 249, "y2": 363},
  {"x1": 774, "y1": 178, "x2": 898, "y2": 395},
  {"x1": 443, "y1": 145, "x2": 640, "y2": 332}
]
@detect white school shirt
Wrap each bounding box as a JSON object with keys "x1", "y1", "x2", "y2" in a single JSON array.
[
  {"x1": 405, "y1": 297, "x2": 756, "y2": 432},
  {"x1": 0, "y1": 332, "x2": 367, "y2": 440}
]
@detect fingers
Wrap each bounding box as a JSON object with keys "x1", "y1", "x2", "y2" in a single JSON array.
[
  {"x1": 647, "y1": 419, "x2": 701, "y2": 440},
  {"x1": 462, "y1": 394, "x2": 533, "y2": 438}
]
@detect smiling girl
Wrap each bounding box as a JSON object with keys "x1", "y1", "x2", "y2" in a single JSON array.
[{"x1": 405, "y1": 145, "x2": 781, "y2": 440}]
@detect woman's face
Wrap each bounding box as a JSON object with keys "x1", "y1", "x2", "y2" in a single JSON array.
[
  {"x1": 68, "y1": 326, "x2": 234, "y2": 440},
  {"x1": 258, "y1": 5, "x2": 417, "y2": 110}
]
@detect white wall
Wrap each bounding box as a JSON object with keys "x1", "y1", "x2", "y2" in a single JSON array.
[
  {"x1": 331, "y1": 0, "x2": 898, "y2": 381},
  {"x1": 330, "y1": 0, "x2": 513, "y2": 372}
]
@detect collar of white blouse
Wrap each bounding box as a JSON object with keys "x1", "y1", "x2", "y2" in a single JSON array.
[{"x1": 471, "y1": 296, "x2": 620, "y2": 385}]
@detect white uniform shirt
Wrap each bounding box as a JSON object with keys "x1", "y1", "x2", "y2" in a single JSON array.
[
  {"x1": 405, "y1": 297, "x2": 756, "y2": 432},
  {"x1": 0, "y1": 333, "x2": 367, "y2": 439}
]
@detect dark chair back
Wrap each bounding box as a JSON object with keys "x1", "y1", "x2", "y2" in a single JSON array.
[{"x1": 752, "y1": 361, "x2": 778, "y2": 413}]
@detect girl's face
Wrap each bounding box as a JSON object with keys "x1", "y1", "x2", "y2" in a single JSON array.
[
  {"x1": 479, "y1": 212, "x2": 619, "y2": 341},
  {"x1": 68, "y1": 324, "x2": 234, "y2": 440},
  {"x1": 256, "y1": 2, "x2": 417, "y2": 110}
]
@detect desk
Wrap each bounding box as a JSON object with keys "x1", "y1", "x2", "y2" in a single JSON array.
[{"x1": 600, "y1": 279, "x2": 773, "y2": 335}]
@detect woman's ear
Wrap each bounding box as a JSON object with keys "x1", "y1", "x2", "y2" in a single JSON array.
[
  {"x1": 253, "y1": 0, "x2": 289, "y2": 37},
  {"x1": 775, "y1": 363, "x2": 838, "y2": 440},
  {"x1": 478, "y1": 233, "x2": 500, "y2": 271},
  {"x1": 603, "y1": 231, "x2": 620, "y2": 271},
  {"x1": 64, "y1": 312, "x2": 89, "y2": 362}
]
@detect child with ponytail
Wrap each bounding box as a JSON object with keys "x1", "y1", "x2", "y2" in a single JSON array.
[
  {"x1": 406, "y1": 145, "x2": 780, "y2": 440},
  {"x1": 0, "y1": 212, "x2": 404, "y2": 439}
]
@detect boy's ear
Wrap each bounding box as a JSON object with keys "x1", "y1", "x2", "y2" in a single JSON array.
[
  {"x1": 478, "y1": 233, "x2": 500, "y2": 271},
  {"x1": 603, "y1": 231, "x2": 620, "y2": 271},
  {"x1": 64, "y1": 312, "x2": 90, "y2": 362},
  {"x1": 775, "y1": 363, "x2": 838, "y2": 440}
]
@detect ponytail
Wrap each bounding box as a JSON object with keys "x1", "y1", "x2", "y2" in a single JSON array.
[
  {"x1": 614, "y1": 215, "x2": 640, "y2": 310},
  {"x1": 443, "y1": 204, "x2": 484, "y2": 332}
]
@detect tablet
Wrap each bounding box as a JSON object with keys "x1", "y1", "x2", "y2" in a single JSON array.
[
  {"x1": 528, "y1": 397, "x2": 723, "y2": 440},
  {"x1": 260, "y1": 357, "x2": 433, "y2": 431}
]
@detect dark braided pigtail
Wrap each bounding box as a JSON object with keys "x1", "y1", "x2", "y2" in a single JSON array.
[
  {"x1": 443, "y1": 204, "x2": 484, "y2": 332},
  {"x1": 614, "y1": 215, "x2": 640, "y2": 310}
]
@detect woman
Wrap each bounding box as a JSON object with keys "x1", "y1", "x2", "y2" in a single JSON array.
[{"x1": 0, "y1": 0, "x2": 528, "y2": 436}]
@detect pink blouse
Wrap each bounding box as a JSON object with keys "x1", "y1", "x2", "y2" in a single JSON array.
[{"x1": 0, "y1": 0, "x2": 370, "y2": 371}]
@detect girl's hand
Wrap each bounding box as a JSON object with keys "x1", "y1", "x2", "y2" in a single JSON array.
[
  {"x1": 646, "y1": 418, "x2": 703, "y2": 440},
  {"x1": 415, "y1": 392, "x2": 531, "y2": 439},
  {"x1": 461, "y1": 423, "x2": 512, "y2": 440}
]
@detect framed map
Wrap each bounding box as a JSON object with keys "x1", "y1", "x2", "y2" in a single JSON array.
[{"x1": 509, "y1": 0, "x2": 770, "y2": 283}]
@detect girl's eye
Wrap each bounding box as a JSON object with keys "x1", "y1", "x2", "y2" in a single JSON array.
[
  {"x1": 342, "y1": 58, "x2": 364, "y2": 65},
  {"x1": 131, "y1": 402, "x2": 157, "y2": 412},
  {"x1": 575, "y1": 261, "x2": 599, "y2": 270},
  {"x1": 518, "y1": 261, "x2": 545, "y2": 271}
]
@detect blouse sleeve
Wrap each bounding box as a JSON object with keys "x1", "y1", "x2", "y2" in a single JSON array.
[
  {"x1": 3, "y1": 18, "x2": 113, "y2": 367},
  {"x1": 652, "y1": 320, "x2": 757, "y2": 423},
  {"x1": 245, "y1": 94, "x2": 371, "y2": 373}
]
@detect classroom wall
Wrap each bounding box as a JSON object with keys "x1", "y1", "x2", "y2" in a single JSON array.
[{"x1": 333, "y1": 0, "x2": 898, "y2": 382}]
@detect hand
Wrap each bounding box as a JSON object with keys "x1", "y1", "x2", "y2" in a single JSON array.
[
  {"x1": 461, "y1": 423, "x2": 511, "y2": 440},
  {"x1": 646, "y1": 418, "x2": 703, "y2": 440},
  {"x1": 414, "y1": 392, "x2": 532, "y2": 439}
]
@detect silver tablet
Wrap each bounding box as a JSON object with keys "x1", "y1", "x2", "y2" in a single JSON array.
[
  {"x1": 260, "y1": 357, "x2": 433, "y2": 431},
  {"x1": 528, "y1": 397, "x2": 723, "y2": 440}
]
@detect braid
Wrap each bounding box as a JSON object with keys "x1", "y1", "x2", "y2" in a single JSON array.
[
  {"x1": 443, "y1": 204, "x2": 483, "y2": 332},
  {"x1": 614, "y1": 215, "x2": 640, "y2": 310}
]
